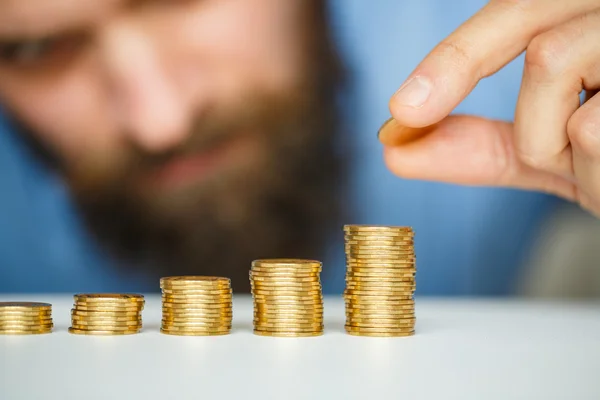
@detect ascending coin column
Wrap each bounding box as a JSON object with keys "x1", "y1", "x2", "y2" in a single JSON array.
[
  {"x1": 343, "y1": 225, "x2": 416, "y2": 337},
  {"x1": 69, "y1": 294, "x2": 144, "y2": 335},
  {"x1": 0, "y1": 302, "x2": 53, "y2": 335},
  {"x1": 250, "y1": 259, "x2": 324, "y2": 337},
  {"x1": 160, "y1": 276, "x2": 233, "y2": 336}
]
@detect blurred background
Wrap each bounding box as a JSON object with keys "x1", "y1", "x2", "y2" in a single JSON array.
[{"x1": 1, "y1": 0, "x2": 599, "y2": 297}]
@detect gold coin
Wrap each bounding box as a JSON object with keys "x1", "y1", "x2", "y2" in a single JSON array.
[
  {"x1": 162, "y1": 301, "x2": 231, "y2": 308},
  {"x1": 68, "y1": 327, "x2": 139, "y2": 335},
  {"x1": 346, "y1": 244, "x2": 414, "y2": 251},
  {"x1": 346, "y1": 253, "x2": 415, "y2": 260},
  {"x1": 71, "y1": 309, "x2": 140, "y2": 317},
  {"x1": 254, "y1": 323, "x2": 323, "y2": 330},
  {"x1": 346, "y1": 267, "x2": 416, "y2": 275},
  {"x1": 345, "y1": 287, "x2": 415, "y2": 295},
  {"x1": 346, "y1": 306, "x2": 414, "y2": 312},
  {"x1": 161, "y1": 288, "x2": 231, "y2": 295},
  {"x1": 74, "y1": 293, "x2": 144, "y2": 301},
  {"x1": 161, "y1": 324, "x2": 230, "y2": 331},
  {"x1": 71, "y1": 314, "x2": 141, "y2": 323},
  {"x1": 251, "y1": 280, "x2": 322, "y2": 286},
  {"x1": 159, "y1": 325, "x2": 230, "y2": 332},
  {"x1": 346, "y1": 255, "x2": 416, "y2": 262},
  {"x1": 347, "y1": 261, "x2": 416, "y2": 268},
  {"x1": 252, "y1": 258, "x2": 321, "y2": 267},
  {"x1": 345, "y1": 234, "x2": 415, "y2": 241},
  {"x1": 161, "y1": 320, "x2": 230, "y2": 328},
  {"x1": 255, "y1": 312, "x2": 323, "y2": 319},
  {"x1": 344, "y1": 325, "x2": 415, "y2": 333},
  {"x1": 345, "y1": 231, "x2": 414, "y2": 238},
  {"x1": 71, "y1": 320, "x2": 141, "y2": 327},
  {"x1": 0, "y1": 302, "x2": 52, "y2": 310},
  {"x1": 254, "y1": 305, "x2": 323, "y2": 311},
  {"x1": 345, "y1": 249, "x2": 415, "y2": 255},
  {"x1": 71, "y1": 306, "x2": 142, "y2": 315},
  {"x1": 162, "y1": 307, "x2": 231, "y2": 314},
  {"x1": 160, "y1": 328, "x2": 229, "y2": 336},
  {"x1": 344, "y1": 224, "x2": 413, "y2": 231},
  {"x1": 161, "y1": 299, "x2": 232, "y2": 307},
  {"x1": 254, "y1": 318, "x2": 323, "y2": 326},
  {"x1": 345, "y1": 239, "x2": 414, "y2": 245},
  {"x1": 344, "y1": 294, "x2": 413, "y2": 301},
  {"x1": 253, "y1": 330, "x2": 322, "y2": 337},
  {"x1": 249, "y1": 266, "x2": 322, "y2": 277},
  {"x1": 252, "y1": 289, "x2": 322, "y2": 296},
  {"x1": 0, "y1": 310, "x2": 52, "y2": 316},
  {"x1": 346, "y1": 311, "x2": 416, "y2": 320},
  {"x1": 161, "y1": 296, "x2": 232, "y2": 304},
  {"x1": 0, "y1": 323, "x2": 53, "y2": 330},
  {"x1": 0, "y1": 328, "x2": 52, "y2": 335},
  {"x1": 73, "y1": 299, "x2": 144, "y2": 307},
  {"x1": 346, "y1": 315, "x2": 416, "y2": 323},
  {"x1": 346, "y1": 279, "x2": 416, "y2": 286},
  {"x1": 160, "y1": 276, "x2": 230, "y2": 285},
  {"x1": 344, "y1": 229, "x2": 414, "y2": 236},
  {"x1": 0, "y1": 318, "x2": 53, "y2": 327},
  {"x1": 253, "y1": 326, "x2": 323, "y2": 334},
  {"x1": 254, "y1": 307, "x2": 323, "y2": 314},
  {"x1": 0, "y1": 313, "x2": 52, "y2": 320},
  {"x1": 346, "y1": 276, "x2": 414, "y2": 283},
  {"x1": 163, "y1": 307, "x2": 232, "y2": 314},
  {"x1": 251, "y1": 283, "x2": 322, "y2": 291},
  {"x1": 346, "y1": 305, "x2": 415, "y2": 312},
  {"x1": 345, "y1": 322, "x2": 416, "y2": 330},
  {"x1": 162, "y1": 317, "x2": 231, "y2": 325},
  {"x1": 161, "y1": 303, "x2": 231, "y2": 311},
  {"x1": 345, "y1": 329, "x2": 414, "y2": 337},
  {"x1": 250, "y1": 273, "x2": 321, "y2": 281},
  {"x1": 71, "y1": 303, "x2": 142, "y2": 311},
  {"x1": 345, "y1": 286, "x2": 416, "y2": 293}
]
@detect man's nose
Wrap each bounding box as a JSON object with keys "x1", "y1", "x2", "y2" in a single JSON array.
[{"x1": 99, "y1": 23, "x2": 193, "y2": 153}]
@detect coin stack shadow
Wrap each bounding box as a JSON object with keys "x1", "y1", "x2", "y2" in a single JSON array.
[
  {"x1": 69, "y1": 294, "x2": 144, "y2": 335},
  {"x1": 0, "y1": 302, "x2": 53, "y2": 335},
  {"x1": 160, "y1": 276, "x2": 233, "y2": 336},
  {"x1": 250, "y1": 259, "x2": 324, "y2": 337},
  {"x1": 343, "y1": 225, "x2": 416, "y2": 337}
]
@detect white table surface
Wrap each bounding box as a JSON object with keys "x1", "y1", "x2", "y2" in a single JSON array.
[{"x1": 1, "y1": 295, "x2": 599, "y2": 400}]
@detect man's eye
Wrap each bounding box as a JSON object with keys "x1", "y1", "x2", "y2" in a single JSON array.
[{"x1": 0, "y1": 35, "x2": 84, "y2": 67}]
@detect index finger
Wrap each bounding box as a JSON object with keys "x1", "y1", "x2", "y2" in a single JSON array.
[{"x1": 389, "y1": 0, "x2": 600, "y2": 128}]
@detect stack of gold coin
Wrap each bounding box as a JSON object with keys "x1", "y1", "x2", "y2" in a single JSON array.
[
  {"x1": 69, "y1": 294, "x2": 144, "y2": 335},
  {"x1": 160, "y1": 276, "x2": 232, "y2": 336},
  {"x1": 344, "y1": 225, "x2": 416, "y2": 337},
  {"x1": 250, "y1": 259, "x2": 324, "y2": 337},
  {"x1": 0, "y1": 302, "x2": 53, "y2": 335}
]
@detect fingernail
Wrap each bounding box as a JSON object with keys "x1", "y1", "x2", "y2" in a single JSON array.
[
  {"x1": 393, "y1": 76, "x2": 431, "y2": 108},
  {"x1": 378, "y1": 117, "x2": 399, "y2": 144}
]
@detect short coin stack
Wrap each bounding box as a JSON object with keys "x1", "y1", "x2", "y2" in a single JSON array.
[
  {"x1": 250, "y1": 259, "x2": 324, "y2": 337},
  {"x1": 160, "y1": 276, "x2": 233, "y2": 336},
  {"x1": 0, "y1": 302, "x2": 53, "y2": 335},
  {"x1": 69, "y1": 294, "x2": 144, "y2": 335},
  {"x1": 344, "y1": 225, "x2": 416, "y2": 337}
]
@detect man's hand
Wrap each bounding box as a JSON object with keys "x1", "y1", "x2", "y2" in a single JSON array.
[{"x1": 379, "y1": 0, "x2": 600, "y2": 215}]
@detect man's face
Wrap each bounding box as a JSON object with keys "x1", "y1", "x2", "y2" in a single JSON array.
[{"x1": 0, "y1": 0, "x2": 342, "y2": 288}]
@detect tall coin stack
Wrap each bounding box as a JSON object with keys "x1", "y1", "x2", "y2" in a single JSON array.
[
  {"x1": 250, "y1": 259, "x2": 324, "y2": 337},
  {"x1": 0, "y1": 302, "x2": 53, "y2": 335},
  {"x1": 344, "y1": 225, "x2": 416, "y2": 337},
  {"x1": 69, "y1": 294, "x2": 144, "y2": 335},
  {"x1": 160, "y1": 276, "x2": 233, "y2": 336}
]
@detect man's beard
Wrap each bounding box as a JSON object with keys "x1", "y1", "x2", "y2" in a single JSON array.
[{"x1": 64, "y1": 85, "x2": 344, "y2": 293}]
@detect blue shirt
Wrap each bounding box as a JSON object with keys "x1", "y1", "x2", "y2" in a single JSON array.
[{"x1": 0, "y1": 0, "x2": 558, "y2": 294}]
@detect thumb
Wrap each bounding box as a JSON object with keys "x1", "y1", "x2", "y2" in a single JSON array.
[{"x1": 379, "y1": 115, "x2": 577, "y2": 201}]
